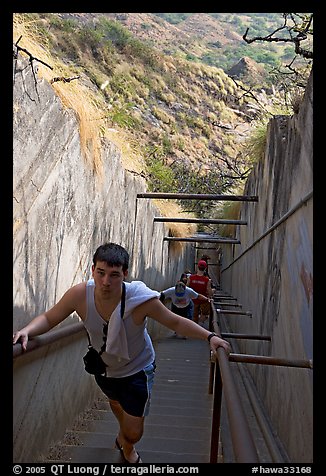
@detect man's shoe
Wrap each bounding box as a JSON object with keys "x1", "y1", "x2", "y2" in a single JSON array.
[{"x1": 115, "y1": 438, "x2": 142, "y2": 464}]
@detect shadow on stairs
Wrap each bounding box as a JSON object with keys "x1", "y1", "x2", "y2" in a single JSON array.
[{"x1": 44, "y1": 331, "x2": 218, "y2": 464}]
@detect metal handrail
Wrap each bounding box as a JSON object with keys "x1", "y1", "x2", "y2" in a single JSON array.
[
  {"x1": 209, "y1": 297, "x2": 313, "y2": 462},
  {"x1": 209, "y1": 303, "x2": 259, "y2": 463},
  {"x1": 137, "y1": 192, "x2": 258, "y2": 201},
  {"x1": 221, "y1": 190, "x2": 313, "y2": 273},
  {"x1": 13, "y1": 322, "x2": 86, "y2": 358}
]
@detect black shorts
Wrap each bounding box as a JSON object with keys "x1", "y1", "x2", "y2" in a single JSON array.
[
  {"x1": 94, "y1": 361, "x2": 156, "y2": 417},
  {"x1": 171, "y1": 302, "x2": 192, "y2": 319}
]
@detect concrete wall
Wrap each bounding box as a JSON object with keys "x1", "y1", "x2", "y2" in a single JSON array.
[
  {"x1": 13, "y1": 58, "x2": 193, "y2": 462},
  {"x1": 221, "y1": 72, "x2": 313, "y2": 462}
]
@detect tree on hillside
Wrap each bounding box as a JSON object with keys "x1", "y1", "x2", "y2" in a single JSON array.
[
  {"x1": 243, "y1": 13, "x2": 313, "y2": 59},
  {"x1": 243, "y1": 13, "x2": 313, "y2": 90}
]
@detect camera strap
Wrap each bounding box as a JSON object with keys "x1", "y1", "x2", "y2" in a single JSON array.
[{"x1": 86, "y1": 281, "x2": 126, "y2": 352}]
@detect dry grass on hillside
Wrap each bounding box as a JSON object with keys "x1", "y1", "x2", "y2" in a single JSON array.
[
  {"x1": 13, "y1": 14, "x2": 146, "y2": 180},
  {"x1": 14, "y1": 15, "x2": 104, "y2": 177},
  {"x1": 218, "y1": 200, "x2": 242, "y2": 237},
  {"x1": 152, "y1": 200, "x2": 197, "y2": 255},
  {"x1": 153, "y1": 200, "x2": 196, "y2": 236}
]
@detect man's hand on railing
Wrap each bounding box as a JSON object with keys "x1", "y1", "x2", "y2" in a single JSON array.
[
  {"x1": 209, "y1": 334, "x2": 231, "y2": 356},
  {"x1": 13, "y1": 313, "x2": 56, "y2": 353},
  {"x1": 13, "y1": 330, "x2": 29, "y2": 351}
]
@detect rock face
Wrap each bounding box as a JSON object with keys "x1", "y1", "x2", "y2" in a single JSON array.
[
  {"x1": 222, "y1": 71, "x2": 313, "y2": 463},
  {"x1": 13, "y1": 57, "x2": 193, "y2": 462},
  {"x1": 227, "y1": 56, "x2": 266, "y2": 83}
]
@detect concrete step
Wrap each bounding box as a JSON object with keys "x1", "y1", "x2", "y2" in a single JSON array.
[
  {"x1": 68, "y1": 431, "x2": 210, "y2": 454},
  {"x1": 54, "y1": 445, "x2": 209, "y2": 463},
  {"x1": 92, "y1": 404, "x2": 211, "y2": 418},
  {"x1": 148, "y1": 385, "x2": 212, "y2": 398},
  {"x1": 80, "y1": 413, "x2": 212, "y2": 431},
  {"x1": 151, "y1": 397, "x2": 212, "y2": 408},
  {"x1": 66, "y1": 422, "x2": 210, "y2": 441}
]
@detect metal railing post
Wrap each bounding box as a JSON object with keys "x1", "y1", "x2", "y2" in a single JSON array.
[
  {"x1": 208, "y1": 362, "x2": 214, "y2": 394},
  {"x1": 210, "y1": 359, "x2": 223, "y2": 463}
]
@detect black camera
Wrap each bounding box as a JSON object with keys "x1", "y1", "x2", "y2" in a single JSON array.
[{"x1": 83, "y1": 346, "x2": 107, "y2": 375}]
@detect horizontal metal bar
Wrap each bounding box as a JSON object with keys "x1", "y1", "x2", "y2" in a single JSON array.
[
  {"x1": 137, "y1": 193, "x2": 258, "y2": 201},
  {"x1": 194, "y1": 246, "x2": 220, "y2": 249},
  {"x1": 214, "y1": 296, "x2": 237, "y2": 300},
  {"x1": 215, "y1": 309, "x2": 252, "y2": 316},
  {"x1": 13, "y1": 322, "x2": 86, "y2": 358},
  {"x1": 194, "y1": 262, "x2": 219, "y2": 266},
  {"x1": 164, "y1": 237, "x2": 241, "y2": 244},
  {"x1": 229, "y1": 353, "x2": 313, "y2": 369},
  {"x1": 221, "y1": 333, "x2": 271, "y2": 341},
  {"x1": 216, "y1": 302, "x2": 242, "y2": 307},
  {"x1": 154, "y1": 217, "x2": 248, "y2": 225}
]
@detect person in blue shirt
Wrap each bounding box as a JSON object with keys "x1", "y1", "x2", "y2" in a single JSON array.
[{"x1": 160, "y1": 281, "x2": 211, "y2": 337}]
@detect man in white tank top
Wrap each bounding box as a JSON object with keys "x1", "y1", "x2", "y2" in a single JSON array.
[{"x1": 13, "y1": 243, "x2": 230, "y2": 463}]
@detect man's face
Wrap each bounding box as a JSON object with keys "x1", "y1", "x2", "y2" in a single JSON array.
[{"x1": 92, "y1": 261, "x2": 128, "y2": 296}]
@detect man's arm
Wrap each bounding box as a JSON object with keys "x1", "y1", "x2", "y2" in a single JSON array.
[
  {"x1": 206, "y1": 279, "x2": 214, "y2": 298},
  {"x1": 137, "y1": 298, "x2": 230, "y2": 355},
  {"x1": 197, "y1": 293, "x2": 212, "y2": 302},
  {"x1": 13, "y1": 283, "x2": 84, "y2": 351},
  {"x1": 186, "y1": 288, "x2": 210, "y2": 303},
  {"x1": 159, "y1": 287, "x2": 174, "y2": 304}
]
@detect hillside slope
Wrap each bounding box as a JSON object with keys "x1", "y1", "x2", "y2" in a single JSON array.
[{"x1": 14, "y1": 12, "x2": 307, "y2": 220}]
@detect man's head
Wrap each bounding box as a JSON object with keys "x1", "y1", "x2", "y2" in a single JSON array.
[
  {"x1": 197, "y1": 260, "x2": 207, "y2": 272},
  {"x1": 93, "y1": 243, "x2": 129, "y2": 271},
  {"x1": 175, "y1": 281, "x2": 186, "y2": 297},
  {"x1": 92, "y1": 243, "x2": 129, "y2": 294}
]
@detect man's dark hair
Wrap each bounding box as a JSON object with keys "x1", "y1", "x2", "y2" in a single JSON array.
[{"x1": 93, "y1": 243, "x2": 129, "y2": 271}]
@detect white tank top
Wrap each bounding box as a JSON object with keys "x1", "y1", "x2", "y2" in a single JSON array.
[{"x1": 83, "y1": 279, "x2": 158, "y2": 377}]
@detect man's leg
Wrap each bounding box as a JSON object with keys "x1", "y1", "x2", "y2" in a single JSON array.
[
  {"x1": 110, "y1": 399, "x2": 144, "y2": 463},
  {"x1": 193, "y1": 303, "x2": 200, "y2": 323},
  {"x1": 171, "y1": 305, "x2": 186, "y2": 337},
  {"x1": 186, "y1": 301, "x2": 194, "y2": 320},
  {"x1": 199, "y1": 302, "x2": 210, "y2": 324}
]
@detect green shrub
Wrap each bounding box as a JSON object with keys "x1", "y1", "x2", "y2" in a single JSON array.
[
  {"x1": 145, "y1": 151, "x2": 177, "y2": 192},
  {"x1": 109, "y1": 104, "x2": 141, "y2": 129}
]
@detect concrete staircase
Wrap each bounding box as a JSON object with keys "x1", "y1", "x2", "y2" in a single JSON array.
[{"x1": 45, "y1": 332, "x2": 216, "y2": 463}]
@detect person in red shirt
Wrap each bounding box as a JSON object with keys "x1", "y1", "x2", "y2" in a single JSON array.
[{"x1": 187, "y1": 260, "x2": 213, "y2": 324}]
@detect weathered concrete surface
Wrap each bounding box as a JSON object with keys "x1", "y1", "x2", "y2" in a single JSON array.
[
  {"x1": 13, "y1": 58, "x2": 193, "y2": 462},
  {"x1": 221, "y1": 71, "x2": 313, "y2": 462}
]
